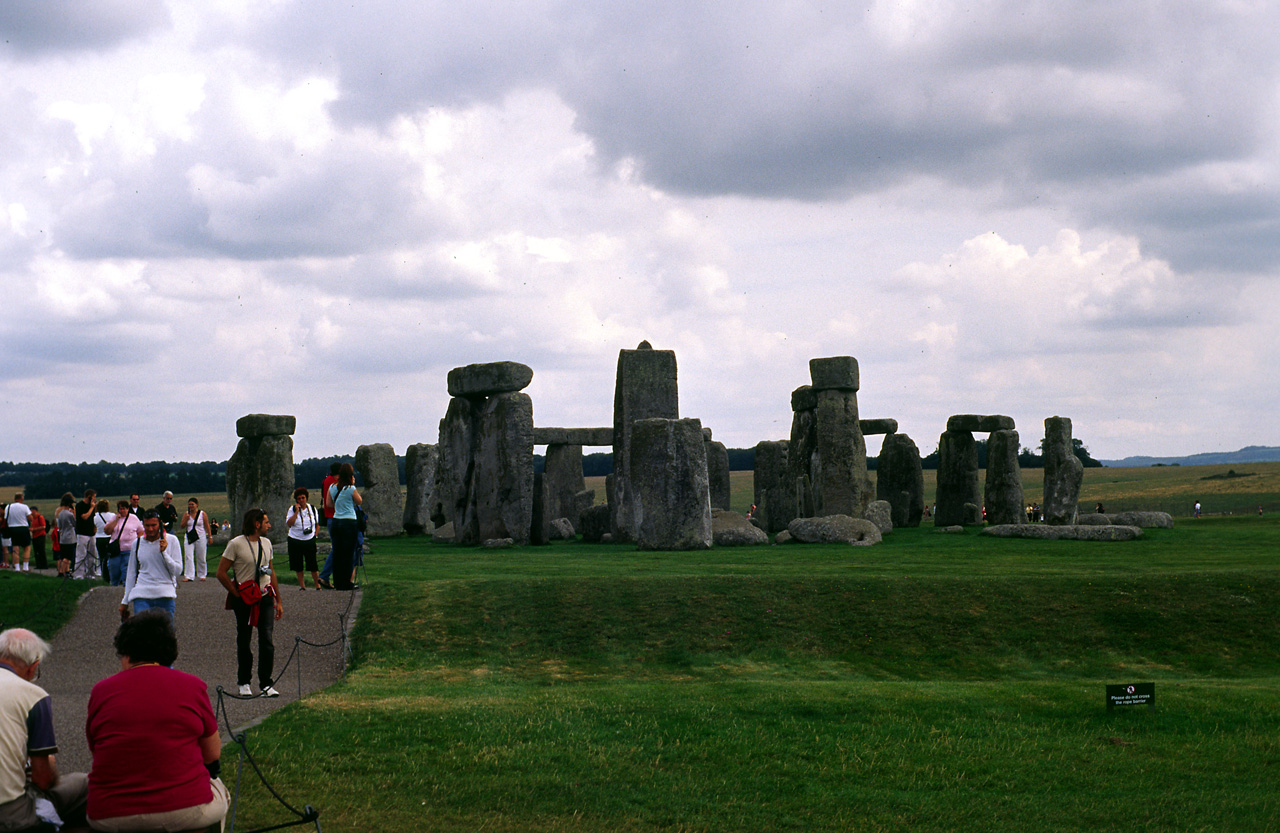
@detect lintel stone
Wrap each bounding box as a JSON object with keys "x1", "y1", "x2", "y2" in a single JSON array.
[
  {"x1": 236, "y1": 414, "x2": 296, "y2": 438},
  {"x1": 946, "y1": 414, "x2": 984, "y2": 432},
  {"x1": 978, "y1": 414, "x2": 1015, "y2": 432},
  {"x1": 791, "y1": 385, "x2": 817, "y2": 413},
  {"x1": 533, "y1": 427, "x2": 614, "y2": 446},
  {"x1": 447, "y1": 361, "x2": 534, "y2": 398},
  {"x1": 809, "y1": 356, "x2": 860, "y2": 391},
  {"x1": 859, "y1": 418, "x2": 898, "y2": 435}
]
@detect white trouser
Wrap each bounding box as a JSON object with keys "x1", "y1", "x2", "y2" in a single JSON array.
[{"x1": 183, "y1": 534, "x2": 208, "y2": 579}]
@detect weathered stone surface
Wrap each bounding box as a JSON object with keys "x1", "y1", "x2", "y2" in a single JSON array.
[
  {"x1": 434, "y1": 522, "x2": 455, "y2": 542},
  {"x1": 936, "y1": 525, "x2": 965, "y2": 534},
  {"x1": 355, "y1": 443, "x2": 404, "y2": 538},
  {"x1": 1075, "y1": 513, "x2": 1111, "y2": 525},
  {"x1": 711, "y1": 509, "x2": 769, "y2": 546},
  {"x1": 774, "y1": 530, "x2": 793, "y2": 544},
  {"x1": 705, "y1": 436, "x2": 731, "y2": 511},
  {"x1": 227, "y1": 432, "x2": 294, "y2": 546},
  {"x1": 812, "y1": 389, "x2": 870, "y2": 517},
  {"x1": 876, "y1": 433, "x2": 924, "y2": 528},
  {"x1": 630, "y1": 418, "x2": 711, "y2": 550},
  {"x1": 790, "y1": 385, "x2": 816, "y2": 413},
  {"x1": 1111, "y1": 511, "x2": 1174, "y2": 529},
  {"x1": 978, "y1": 415, "x2": 1015, "y2": 432},
  {"x1": 946, "y1": 414, "x2": 984, "y2": 432},
  {"x1": 482, "y1": 537, "x2": 515, "y2": 548},
  {"x1": 786, "y1": 408, "x2": 816, "y2": 520},
  {"x1": 809, "y1": 356, "x2": 860, "y2": 392},
  {"x1": 530, "y1": 472, "x2": 550, "y2": 546},
  {"x1": 983, "y1": 429, "x2": 1026, "y2": 525},
  {"x1": 533, "y1": 427, "x2": 613, "y2": 446},
  {"x1": 447, "y1": 361, "x2": 533, "y2": 398},
  {"x1": 402, "y1": 443, "x2": 438, "y2": 535},
  {"x1": 579, "y1": 504, "x2": 611, "y2": 543},
  {"x1": 431, "y1": 396, "x2": 480, "y2": 543},
  {"x1": 935, "y1": 430, "x2": 981, "y2": 526},
  {"x1": 549, "y1": 517, "x2": 576, "y2": 540},
  {"x1": 610, "y1": 344, "x2": 679, "y2": 541},
  {"x1": 864, "y1": 500, "x2": 893, "y2": 535},
  {"x1": 544, "y1": 444, "x2": 587, "y2": 529},
  {"x1": 472, "y1": 392, "x2": 535, "y2": 545},
  {"x1": 235, "y1": 413, "x2": 296, "y2": 438},
  {"x1": 1043, "y1": 416, "x2": 1084, "y2": 525},
  {"x1": 787, "y1": 515, "x2": 881, "y2": 546},
  {"x1": 859, "y1": 419, "x2": 898, "y2": 435},
  {"x1": 753, "y1": 440, "x2": 793, "y2": 534},
  {"x1": 981, "y1": 524, "x2": 1143, "y2": 541},
  {"x1": 573, "y1": 490, "x2": 595, "y2": 529}
]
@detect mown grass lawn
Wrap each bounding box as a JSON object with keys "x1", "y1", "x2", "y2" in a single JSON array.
[{"x1": 228, "y1": 517, "x2": 1280, "y2": 832}]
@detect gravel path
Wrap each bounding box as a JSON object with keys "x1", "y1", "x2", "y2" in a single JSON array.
[{"x1": 40, "y1": 575, "x2": 361, "y2": 773}]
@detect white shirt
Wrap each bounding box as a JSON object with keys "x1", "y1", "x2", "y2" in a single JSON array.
[
  {"x1": 94, "y1": 511, "x2": 117, "y2": 538},
  {"x1": 2, "y1": 503, "x2": 30, "y2": 528},
  {"x1": 286, "y1": 504, "x2": 318, "y2": 540},
  {"x1": 182, "y1": 510, "x2": 208, "y2": 541},
  {"x1": 123, "y1": 533, "x2": 182, "y2": 603}
]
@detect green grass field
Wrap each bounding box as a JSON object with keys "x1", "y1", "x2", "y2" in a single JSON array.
[{"x1": 223, "y1": 515, "x2": 1280, "y2": 832}]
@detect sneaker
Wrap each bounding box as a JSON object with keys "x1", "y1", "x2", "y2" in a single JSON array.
[
  {"x1": 262, "y1": 686, "x2": 280, "y2": 698},
  {"x1": 238, "y1": 684, "x2": 252, "y2": 697}
]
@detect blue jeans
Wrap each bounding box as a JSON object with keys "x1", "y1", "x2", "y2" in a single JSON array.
[
  {"x1": 320, "y1": 518, "x2": 335, "y2": 581},
  {"x1": 132, "y1": 597, "x2": 176, "y2": 622},
  {"x1": 108, "y1": 552, "x2": 129, "y2": 586}
]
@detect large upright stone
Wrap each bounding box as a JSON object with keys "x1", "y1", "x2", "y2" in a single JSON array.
[
  {"x1": 355, "y1": 443, "x2": 403, "y2": 537},
  {"x1": 544, "y1": 444, "x2": 587, "y2": 527},
  {"x1": 610, "y1": 343, "x2": 679, "y2": 541},
  {"x1": 473, "y1": 392, "x2": 535, "y2": 544},
  {"x1": 935, "y1": 429, "x2": 981, "y2": 526},
  {"x1": 786, "y1": 404, "x2": 817, "y2": 520},
  {"x1": 876, "y1": 432, "x2": 924, "y2": 528},
  {"x1": 629, "y1": 418, "x2": 711, "y2": 550},
  {"x1": 703, "y1": 428, "x2": 731, "y2": 511},
  {"x1": 446, "y1": 361, "x2": 533, "y2": 398},
  {"x1": 1044, "y1": 416, "x2": 1084, "y2": 525},
  {"x1": 430, "y1": 397, "x2": 480, "y2": 543},
  {"x1": 984, "y1": 429, "x2": 1026, "y2": 525},
  {"x1": 403, "y1": 443, "x2": 438, "y2": 535},
  {"x1": 226, "y1": 415, "x2": 295, "y2": 546},
  {"x1": 812, "y1": 389, "x2": 870, "y2": 517},
  {"x1": 753, "y1": 440, "x2": 792, "y2": 534}
]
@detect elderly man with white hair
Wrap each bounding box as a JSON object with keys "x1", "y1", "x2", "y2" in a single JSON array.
[{"x1": 0, "y1": 628, "x2": 87, "y2": 832}]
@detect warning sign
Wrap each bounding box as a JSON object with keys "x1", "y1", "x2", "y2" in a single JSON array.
[{"x1": 1106, "y1": 682, "x2": 1155, "y2": 710}]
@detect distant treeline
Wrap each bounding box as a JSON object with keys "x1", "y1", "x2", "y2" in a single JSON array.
[{"x1": 0, "y1": 440, "x2": 1101, "y2": 499}]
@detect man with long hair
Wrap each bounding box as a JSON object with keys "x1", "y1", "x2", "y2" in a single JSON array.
[{"x1": 215, "y1": 509, "x2": 283, "y2": 697}]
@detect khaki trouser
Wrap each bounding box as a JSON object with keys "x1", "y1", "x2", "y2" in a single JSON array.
[{"x1": 88, "y1": 776, "x2": 228, "y2": 832}]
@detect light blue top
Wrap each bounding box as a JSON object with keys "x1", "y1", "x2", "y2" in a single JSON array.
[{"x1": 329, "y1": 483, "x2": 357, "y2": 520}]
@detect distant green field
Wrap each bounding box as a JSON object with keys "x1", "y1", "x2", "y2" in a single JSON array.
[{"x1": 228, "y1": 517, "x2": 1280, "y2": 832}]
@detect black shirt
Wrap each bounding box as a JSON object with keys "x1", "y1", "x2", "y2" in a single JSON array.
[
  {"x1": 74, "y1": 501, "x2": 97, "y2": 536},
  {"x1": 154, "y1": 501, "x2": 180, "y2": 533}
]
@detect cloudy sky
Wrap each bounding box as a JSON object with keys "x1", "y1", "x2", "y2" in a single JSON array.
[{"x1": 3, "y1": 0, "x2": 1278, "y2": 465}]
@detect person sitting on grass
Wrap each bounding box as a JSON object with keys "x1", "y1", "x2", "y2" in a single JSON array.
[{"x1": 85, "y1": 610, "x2": 227, "y2": 832}]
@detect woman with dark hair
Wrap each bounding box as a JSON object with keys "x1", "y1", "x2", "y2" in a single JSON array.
[
  {"x1": 285, "y1": 487, "x2": 320, "y2": 590},
  {"x1": 85, "y1": 610, "x2": 227, "y2": 831},
  {"x1": 324, "y1": 462, "x2": 362, "y2": 591}
]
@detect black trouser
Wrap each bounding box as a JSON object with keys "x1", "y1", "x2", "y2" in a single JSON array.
[
  {"x1": 232, "y1": 595, "x2": 276, "y2": 688},
  {"x1": 330, "y1": 518, "x2": 357, "y2": 590},
  {"x1": 32, "y1": 536, "x2": 47, "y2": 569},
  {"x1": 96, "y1": 538, "x2": 110, "y2": 578}
]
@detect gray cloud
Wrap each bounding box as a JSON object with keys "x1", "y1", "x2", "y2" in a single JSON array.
[{"x1": 0, "y1": 0, "x2": 169, "y2": 56}]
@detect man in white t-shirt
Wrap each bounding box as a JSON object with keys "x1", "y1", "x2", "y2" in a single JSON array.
[{"x1": 3, "y1": 496, "x2": 33, "y2": 572}]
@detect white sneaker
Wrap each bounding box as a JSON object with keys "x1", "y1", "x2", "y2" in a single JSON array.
[
  {"x1": 238, "y1": 684, "x2": 252, "y2": 697},
  {"x1": 262, "y1": 686, "x2": 280, "y2": 698}
]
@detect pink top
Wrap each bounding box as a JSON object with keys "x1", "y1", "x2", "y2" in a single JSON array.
[{"x1": 108, "y1": 514, "x2": 145, "y2": 551}]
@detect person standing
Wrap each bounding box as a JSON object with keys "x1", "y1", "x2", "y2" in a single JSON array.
[
  {"x1": 3, "y1": 496, "x2": 32, "y2": 572},
  {"x1": 93, "y1": 499, "x2": 116, "y2": 580},
  {"x1": 180, "y1": 498, "x2": 211, "y2": 582},
  {"x1": 153, "y1": 492, "x2": 179, "y2": 536},
  {"x1": 56, "y1": 494, "x2": 77, "y2": 576},
  {"x1": 1194, "y1": 500, "x2": 1202, "y2": 518},
  {"x1": 127, "y1": 493, "x2": 143, "y2": 516},
  {"x1": 216, "y1": 509, "x2": 283, "y2": 698},
  {"x1": 285, "y1": 488, "x2": 320, "y2": 590},
  {"x1": 74, "y1": 489, "x2": 99, "y2": 579},
  {"x1": 103, "y1": 502, "x2": 144, "y2": 587},
  {"x1": 28, "y1": 505, "x2": 47, "y2": 571},
  {"x1": 325, "y1": 463, "x2": 362, "y2": 591},
  {"x1": 0, "y1": 628, "x2": 88, "y2": 831},
  {"x1": 119, "y1": 513, "x2": 181, "y2": 622}
]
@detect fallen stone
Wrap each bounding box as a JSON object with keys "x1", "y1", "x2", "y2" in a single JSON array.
[
  {"x1": 981, "y1": 524, "x2": 1144, "y2": 541},
  {"x1": 774, "y1": 530, "x2": 793, "y2": 544},
  {"x1": 235, "y1": 413, "x2": 296, "y2": 438},
  {"x1": 859, "y1": 419, "x2": 898, "y2": 435},
  {"x1": 579, "y1": 504, "x2": 611, "y2": 543},
  {"x1": 711, "y1": 509, "x2": 769, "y2": 546},
  {"x1": 434, "y1": 522, "x2": 455, "y2": 542},
  {"x1": 809, "y1": 356, "x2": 859, "y2": 391},
  {"x1": 1075, "y1": 513, "x2": 1111, "y2": 525},
  {"x1": 935, "y1": 525, "x2": 965, "y2": 534},
  {"x1": 864, "y1": 500, "x2": 893, "y2": 534},
  {"x1": 482, "y1": 538, "x2": 515, "y2": 548},
  {"x1": 787, "y1": 515, "x2": 882, "y2": 546},
  {"x1": 549, "y1": 518, "x2": 576, "y2": 540},
  {"x1": 447, "y1": 361, "x2": 534, "y2": 398},
  {"x1": 1111, "y1": 511, "x2": 1174, "y2": 529}
]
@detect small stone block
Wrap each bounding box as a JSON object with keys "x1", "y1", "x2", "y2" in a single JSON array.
[
  {"x1": 235, "y1": 414, "x2": 296, "y2": 437},
  {"x1": 859, "y1": 418, "x2": 898, "y2": 435},
  {"x1": 791, "y1": 385, "x2": 817, "y2": 412},
  {"x1": 809, "y1": 356, "x2": 860, "y2": 391},
  {"x1": 447, "y1": 361, "x2": 534, "y2": 398}
]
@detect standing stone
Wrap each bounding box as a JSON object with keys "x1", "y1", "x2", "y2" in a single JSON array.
[
  {"x1": 431, "y1": 397, "x2": 480, "y2": 543},
  {"x1": 1043, "y1": 416, "x2": 1084, "y2": 525},
  {"x1": 610, "y1": 342, "x2": 679, "y2": 541},
  {"x1": 876, "y1": 432, "x2": 924, "y2": 528},
  {"x1": 530, "y1": 472, "x2": 550, "y2": 546},
  {"x1": 812, "y1": 389, "x2": 869, "y2": 517},
  {"x1": 703, "y1": 428, "x2": 731, "y2": 511},
  {"x1": 544, "y1": 444, "x2": 587, "y2": 528},
  {"x1": 935, "y1": 429, "x2": 981, "y2": 526},
  {"x1": 786, "y1": 400, "x2": 817, "y2": 520},
  {"x1": 403, "y1": 443, "x2": 439, "y2": 535},
  {"x1": 472, "y1": 392, "x2": 535, "y2": 545},
  {"x1": 227, "y1": 425, "x2": 294, "y2": 547},
  {"x1": 984, "y1": 429, "x2": 1026, "y2": 525},
  {"x1": 864, "y1": 500, "x2": 893, "y2": 535},
  {"x1": 629, "y1": 418, "x2": 711, "y2": 550},
  {"x1": 355, "y1": 443, "x2": 403, "y2": 537},
  {"x1": 753, "y1": 440, "x2": 792, "y2": 533}
]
